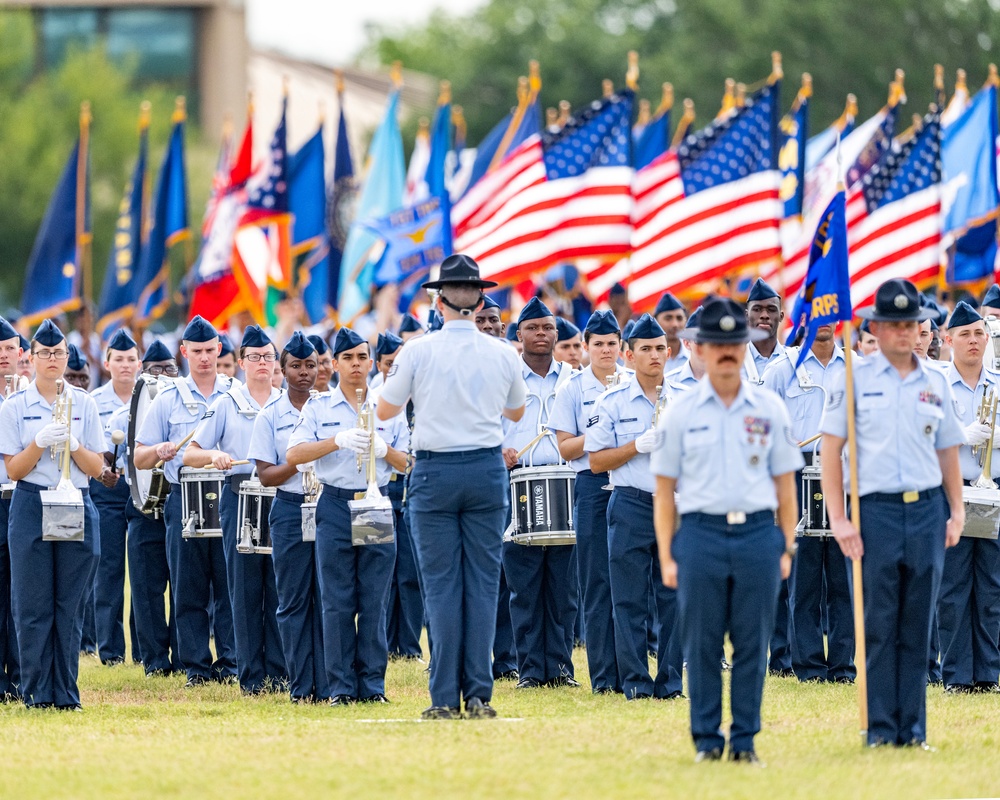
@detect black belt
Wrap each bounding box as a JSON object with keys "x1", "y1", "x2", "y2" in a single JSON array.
[
  {"x1": 276, "y1": 490, "x2": 305, "y2": 504},
  {"x1": 577, "y1": 469, "x2": 608, "y2": 479},
  {"x1": 684, "y1": 510, "x2": 774, "y2": 527},
  {"x1": 320, "y1": 484, "x2": 388, "y2": 500},
  {"x1": 864, "y1": 487, "x2": 941, "y2": 504},
  {"x1": 414, "y1": 446, "x2": 501, "y2": 461},
  {"x1": 613, "y1": 486, "x2": 654, "y2": 503},
  {"x1": 16, "y1": 481, "x2": 89, "y2": 496}
]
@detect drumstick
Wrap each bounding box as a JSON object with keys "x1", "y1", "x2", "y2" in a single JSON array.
[
  {"x1": 200, "y1": 460, "x2": 250, "y2": 469},
  {"x1": 798, "y1": 433, "x2": 822, "y2": 448},
  {"x1": 516, "y1": 428, "x2": 551, "y2": 461},
  {"x1": 154, "y1": 428, "x2": 198, "y2": 469}
]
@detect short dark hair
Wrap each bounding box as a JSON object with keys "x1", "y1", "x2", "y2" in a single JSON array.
[{"x1": 584, "y1": 330, "x2": 621, "y2": 345}]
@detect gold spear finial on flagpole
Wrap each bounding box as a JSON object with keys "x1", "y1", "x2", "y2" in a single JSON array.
[
  {"x1": 986, "y1": 65, "x2": 997, "y2": 88},
  {"x1": 770, "y1": 51, "x2": 783, "y2": 82},
  {"x1": 139, "y1": 100, "x2": 151, "y2": 132},
  {"x1": 626, "y1": 50, "x2": 639, "y2": 91},
  {"x1": 173, "y1": 96, "x2": 186, "y2": 124},
  {"x1": 735, "y1": 82, "x2": 747, "y2": 108},
  {"x1": 602, "y1": 79, "x2": 614, "y2": 99},
  {"x1": 390, "y1": 61, "x2": 403, "y2": 89},
  {"x1": 657, "y1": 82, "x2": 674, "y2": 115},
  {"x1": 557, "y1": 100, "x2": 571, "y2": 127},
  {"x1": 637, "y1": 99, "x2": 651, "y2": 127},
  {"x1": 671, "y1": 98, "x2": 695, "y2": 148},
  {"x1": 438, "y1": 80, "x2": 451, "y2": 105},
  {"x1": 334, "y1": 68, "x2": 345, "y2": 97}
]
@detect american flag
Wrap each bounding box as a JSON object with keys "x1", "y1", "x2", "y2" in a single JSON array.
[
  {"x1": 452, "y1": 90, "x2": 634, "y2": 286},
  {"x1": 628, "y1": 81, "x2": 783, "y2": 311}
]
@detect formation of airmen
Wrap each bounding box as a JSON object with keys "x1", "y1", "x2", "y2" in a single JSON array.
[{"x1": 0, "y1": 252, "x2": 993, "y2": 764}]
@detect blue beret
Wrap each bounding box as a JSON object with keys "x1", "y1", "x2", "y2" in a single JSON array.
[
  {"x1": 107, "y1": 329, "x2": 137, "y2": 352},
  {"x1": 685, "y1": 307, "x2": 702, "y2": 329},
  {"x1": 584, "y1": 310, "x2": 620, "y2": 336},
  {"x1": 621, "y1": 319, "x2": 636, "y2": 342},
  {"x1": 0, "y1": 316, "x2": 18, "y2": 342},
  {"x1": 307, "y1": 334, "x2": 330, "y2": 355},
  {"x1": 948, "y1": 300, "x2": 984, "y2": 329},
  {"x1": 627, "y1": 313, "x2": 666, "y2": 341},
  {"x1": 481, "y1": 295, "x2": 501, "y2": 312},
  {"x1": 376, "y1": 331, "x2": 403, "y2": 357},
  {"x1": 218, "y1": 334, "x2": 234, "y2": 356},
  {"x1": 333, "y1": 327, "x2": 366, "y2": 356},
  {"x1": 182, "y1": 315, "x2": 218, "y2": 343},
  {"x1": 33, "y1": 319, "x2": 65, "y2": 347},
  {"x1": 66, "y1": 343, "x2": 87, "y2": 370},
  {"x1": 240, "y1": 325, "x2": 272, "y2": 349},
  {"x1": 142, "y1": 340, "x2": 173, "y2": 363},
  {"x1": 747, "y1": 278, "x2": 780, "y2": 303},
  {"x1": 283, "y1": 331, "x2": 316, "y2": 360},
  {"x1": 517, "y1": 297, "x2": 554, "y2": 326},
  {"x1": 398, "y1": 314, "x2": 424, "y2": 335},
  {"x1": 653, "y1": 292, "x2": 684, "y2": 315},
  {"x1": 18, "y1": 334, "x2": 29, "y2": 352},
  {"x1": 428, "y1": 310, "x2": 444, "y2": 332},
  {"x1": 983, "y1": 284, "x2": 1000, "y2": 309},
  {"x1": 555, "y1": 317, "x2": 580, "y2": 342},
  {"x1": 609, "y1": 282, "x2": 627, "y2": 298}
]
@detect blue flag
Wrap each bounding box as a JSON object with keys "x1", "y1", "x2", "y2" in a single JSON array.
[
  {"x1": 327, "y1": 104, "x2": 356, "y2": 315},
  {"x1": 367, "y1": 197, "x2": 445, "y2": 302},
  {"x1": 785, "y1": 190, "x2": 852, "y2": 371},
  {"x1": 21, "y1": 139, "x2": 88, "y2": 325},
  {"x1": 633, "y1": 109, "x2": 670, "y2": 171},
  {"x1": 462, "y1": 97, "x2": 542, "y2": 198},
  {"x1": 97, "y1": 124, "x2": 148, "y2": 341},
  {"x1": 779, "y1": 95, "x2": 809, "y2": 219},
  {"x1": 290, "y1": 127, "x2": 329, "y2": 325}
]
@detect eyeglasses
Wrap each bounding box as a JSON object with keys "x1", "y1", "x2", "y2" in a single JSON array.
[
  {"x1": 244, "y1": 353, "x2": 277, "y2": 363},
  {"x1": 33, "y1": 350, "x2": 68, "y2": 361},
  {"x1": 145, "y1": 365, "x2": 179, "y2": 376}
]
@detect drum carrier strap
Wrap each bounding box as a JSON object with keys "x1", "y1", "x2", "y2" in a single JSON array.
[
  {"x1": 227, "y1": 386, "x2": 258, "y2": 419},
  {"x1": 783, "y1": 346, "x2": 814, "y2": 390},
  {"x1": 175, "y1": 379, "x2": 206, "y2": 416},
  {"x1": 743, "y1": 347, "x2": 762, "y2": 384}
]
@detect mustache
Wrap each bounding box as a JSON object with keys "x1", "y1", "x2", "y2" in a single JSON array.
[{"x1": 719, "y1": 356, "x2": 739, "y2": 364}]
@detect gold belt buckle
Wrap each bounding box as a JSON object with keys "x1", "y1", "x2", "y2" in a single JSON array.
[
  {"x1": 902, "y1": 490, "x2": 920, "y2": 504},
  {"x1": 726, "y1": 511, "x2": 747, "y2": 525},
  {"x1": 354, "y1": 492, "x2": 366, "y2": 501},
  {"x1": 390, "y1": 473, "x2": 398, "y2": 482}
]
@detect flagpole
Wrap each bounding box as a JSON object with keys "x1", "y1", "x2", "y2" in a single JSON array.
[{"x1": 77, "y1": 101, "x2": 92, "y2": 308}]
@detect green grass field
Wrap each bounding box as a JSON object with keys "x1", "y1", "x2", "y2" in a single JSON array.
[{"x1": 2, "y1": 649, "x2": 998, "y2": 799}]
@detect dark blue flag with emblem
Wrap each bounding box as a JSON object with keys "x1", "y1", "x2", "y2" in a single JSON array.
[
  {"x1": 785, "y1": 189, "x2": 851, "y2": 371},
  {"x1": 779, "y1": 77, "x2": 810, "y2": 219},
  {"x1": 290, "y1": 126, "x2": 329, "y2": 325}
]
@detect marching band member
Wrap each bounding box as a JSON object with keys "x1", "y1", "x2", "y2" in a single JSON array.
[
  {"x1": 665, "y1": 308, "x2": 704, "y2": 391},
  {"x1": 761, "y1": 323, "x2": 854, "y2": 684},
  {"x1": 586, "y1": 313, "x2": 682, "y2": 700},
  {"x1": 64, "y1": 344, "x2": 91, "y2": 391},
  {"x1": 134, "y1": 315, "x2": 237, "y2": 688},
  {"x1": 16, "y1": 335, "x2": 33, "y2": 384},
  {"x1": 185, "y1": 325, "x2": 285, "y2": 695},
  {"x1": 377, "y1": 254, "x2": 526, "y2": 719},
  {"x1": 502, "y1": 298, "x2": 579, "y2": 690},
  {"x1": 307, "y1": 335, "x2": 334, "y2": 393},
  {"x1": 0, "y1": 319, "x2": 106, "y2": 709},
  {"x1": 90, "y1": 329, "x2": 140, "y2": 666},
  {"x1": 938, "y1": 302, "x2": 1000, "y2": 693},
  {"x1": 820, "y1": 278, "x2": 965, "y2": 748},
  {"x1": 474, "y1": 296, "x2": 505, "y2": 338},
  {"x1": 548, "y1": 309, "x2": 623, "y2": 694},
  {"x1": 857, "y1": 320, "x2": 879, "y2": 357},
  {"x1": 0, "y1": 317, "x2": 23, "y2": 700},
  {"x1": 217, "y1": 334, "x2": 238, "y2": 380},
  {"x1": 982, "y1": 284, "x2": 1000, "y2": 316},
  {"x1": 249, "y1": 332, "x2": 329, "y2": 703},
  {"x1": 287, "y1": 327, "x2": 409, "y2": 706},
  {"x1": 653, "y1": 298, "x2": 802, "y2": 764},
  {"x1": 653, "y1": 292, "x2": 689, "y2": 374},
  {"x1": 554, "y1": 318, "x2": 583, "y2": 370},
  {"x1": 398, "y1": 314, "x2": 425, "y2": 342}
]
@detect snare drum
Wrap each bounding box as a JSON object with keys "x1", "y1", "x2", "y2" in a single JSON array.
[
  {"x1": 180, "y1": 467, "x2": 224, "y2": 538},
  {"x1": 509, "y1": 465, "x2": 576, "y2": 546},
  {"x1": 795, "y1": 453, "x2": 843, "y2": 538},
  {"x1": 237, "y1": 476, "x2": 275, "y2": 554},
  {"x1": 962, "y1": 485, "x2": 1000, "y2": 539}
]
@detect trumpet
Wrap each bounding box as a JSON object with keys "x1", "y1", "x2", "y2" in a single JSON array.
[
  {"x1": 974, "y1": 390, "x2": 999, "y2": 465},
  {"x1": 605, "y1": 372, "x2": 622, "y2": 390},
  {"x1": 51, "y1": 378, "x2": 74, "y2": 483},
  {"x1": 355, "y1": 388, "x2": 377, "y2": 483},
  {"x1": 974, "y1": 389, "x2": 1000, "y2": 489},
  {"x1": 4, "y1": 374, "x2": 26, "y2": 398},
  {"x1": 652, "y1": 384, "x2": 669, "y2": 427}
]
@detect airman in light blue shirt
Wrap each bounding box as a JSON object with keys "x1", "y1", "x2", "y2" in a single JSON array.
[{"x1": 248, "y1": 393, "x2": 308, "y2": 493}]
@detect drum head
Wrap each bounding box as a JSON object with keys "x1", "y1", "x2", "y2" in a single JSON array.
[{"x1": 127, "y1": 375, "x2": 166, "y2": 516}]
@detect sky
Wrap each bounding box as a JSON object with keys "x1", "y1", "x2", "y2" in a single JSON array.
[{"x1": 246, "y1": 0, "x2": 485, "y2": 66}]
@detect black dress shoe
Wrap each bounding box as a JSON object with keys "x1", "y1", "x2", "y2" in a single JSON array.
[
  {"x1": 660, "y1": 690, "x2": 686, "y2": 700},
  {"x1": 102, "y1": 656, "x2": 125, "y2": 667},
  {"x1": 592, "y1": 687, "x2": 617, "y2": 696},
  {"x1": 547, "y1": 676, "x2": 580, "y2": 688},
  {"x1": 728, "y1": 750, "x2": 765, "y2": 767},
  {"x1": 516, "y1": 677, "x2": 542, "y2": 689},
  {"x1": 421, "y1": 705, "x2": 461, "y2": 720},
  {"x1": 494, "y1": 670, "x2": 519, "y2": 681},
  {"x1": 329, "y1": 694, "x2": 356, "y2": 706},
  {"x1": 184, "y1": 675, "x2": 209, "y2": 688},
  {"x1": 56, "y1": 704, "x2": 83, "y2": 712},
  {"x1": 945, "y1": 683, "x2": 973, "y2": 694},
  {"x1": 360, "y1": 693, "x2": 390, "y2": 704},
  {"x1": 867, "y1": 737, "x2": 892, "y2": 748},
  {"x1": 974, "y1": 681, "x2": 1000, "y2": 693},
  {"x1": 695, "y1": 748, "x2": 723, "y2": 763},
  {"x1": 902, "y1": 739, "x2": 935, "y2": 752},
  {"x1": 833, "y1": 676, "x2": 855, "y2": 685},
  {"x1": 768, "y1": 668, "x2": 794, "y2": 678},
  {"x1": 145, "y1": 668, "x2": 173, "y2": 678},
  {"x1": 28, "y1": 703, "x2": 54, "y2": 710},
  {"x1": 464, "y1": 698, "x2": 497, "y2": 719}
]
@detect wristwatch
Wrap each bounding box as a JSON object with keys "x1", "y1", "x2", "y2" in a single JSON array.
[{"x1": 784, "y1": 542, "x2": 798, "y2": 558}]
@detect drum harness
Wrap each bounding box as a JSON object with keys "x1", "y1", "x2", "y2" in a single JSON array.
[{"x1": 520, "y1": 361, "x2": 575, "y2": 468}]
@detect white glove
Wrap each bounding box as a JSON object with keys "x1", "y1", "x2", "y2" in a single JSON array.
[
  {"x1": 634, "y1": 428, "x2": 659, "y2": 454},
  {"x1": 965, "y1": 421, "x2": 992, "y2": 447},
  {"x1": 69, "y1": 435, "x2": 80, "y2": 452},
  {"x1": 35, "y1": 422, "x2": 69, "y2": 448},
  {"x1": 372, "y1": 433, "x2": 388, "y2": 459},
  {"x1": 335, "y1": 428, "x2": 370, "y2": 454}
]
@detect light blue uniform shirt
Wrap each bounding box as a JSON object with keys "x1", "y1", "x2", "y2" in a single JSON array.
[
  {"x1": 0, "y1": 395, "x2": 9, "y2": 485},
  {"x1": 134, "y1": 374, "x2": 232, "y2": 485},
  {"x1": 819, "y1": 352, "x2": 965, "y2": 495},
  {"x1": 651, "y1": 378, "x2": 804, "y2": 514},
  {"x1": 192, "y1": 384, "x2": 281, "y2": 478},
  {"x1": 248, "y1": 393, "x2": 308, "y2": 493},
  {"x1": 664, "y1": 346, "x2": 689, "y2": 375},
  {"x1": 503, "y1": 358, "x2": 574, "y2": 467},
  {"x1": 762, "y1": 345, "x2": 846, "y2": 452},
  {"x1": 381, "y1": 319, "x2": 526, "y2": 453},
  {"x1": 665, "y1": 360, "x2": 699, "y2": 392},
  {"x1": 548, "y1": 366, "x2": 625, "y2": 472},
  {"x1": 106, "y1": 403, "x2": 131, "y2": 476},
  {"x1": 585, "y1": 376, "x2": 672, "y2": 494},
  {"x1": 286, "y1": 386, "x2": 408, "y2": 490},
  {"x1": 742, "y1": 341, "x2": 786, "y2": 383},
  {"x1": 91, "y1": 381, "x2": 131, "y2": 427},
  {"x1": 0, "y1": 382, "x2": 105, "y2": 489},
  {"x1": 945, "y1": 363, "x2": 1000, "y2": 482}
]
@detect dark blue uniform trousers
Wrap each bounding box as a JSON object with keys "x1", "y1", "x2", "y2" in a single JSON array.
[
  {"x1": 81, "y1": 579, "x2": 97, "y2": 654},
  {"x1": 938, "y1": 535, "x2": 1000, "y2": 687},
  {"x1": 769, "y1": 579, "x2": 791, "y2": 671},
  {"x1": 675, "y1": 511, "x2": 783, "y2": 754},
  {"x1": 574, "y1": 470, "x2": 619, "y2": 692},
  {"x1": 126, "y1": 502, "x2": 178, "y2": 673},
  {"x1": 0, "y1": 495, "x2": 20, "y2": 698},
  {"x1": 163, "y1": 489, "x2": 235, "y2": 681},
  {"x1": 270, "y1": 492, "x2": 329, "y2": 701},
  {"x1": 408, "y1": 448, "x2": 507, "y2": 709},
  {"x1": 91, "y1": 477, "x2": 131, "y2": 662},
  {"x1": 608, "y1": 487, "x2": 682, "y2": 699},
  {"x1": 316, "y1": 486, "x2": 394, "y2": 699},
  {"x1": 858, "y1": 489, "x2": 946, "y2": 746},
  {"x1": 9, "y1": 482, "x2": 99, "y2": 708},
  {"x1": 493, "y1": 565, "x2": 516, "y2": 676},
  {"x1": 220, "y1": 483, "x2": 285, "y2": 692},
  {"x1": 385, "y1": 477, "x2": 423, "y2": 658}
]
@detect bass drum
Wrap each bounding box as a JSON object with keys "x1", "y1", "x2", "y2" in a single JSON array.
[{"x1": 127, "y1": 374, "x2": 172, "y2": 518}]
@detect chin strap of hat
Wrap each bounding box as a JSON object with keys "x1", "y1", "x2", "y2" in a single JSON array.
[{"x1": 439, "y1": 291, "x2": 485, "y2": 317}]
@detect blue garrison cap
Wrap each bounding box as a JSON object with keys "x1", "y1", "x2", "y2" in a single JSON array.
[
  {"x1": 398, "y1": 314, "x2": 424, "y2": 335},
  {"x1": 108, "y1": 329, "x2": 137, "y2": 352},
  {"x1": 66, "y1": 343, "x2": 87, "y2": 370},
  {"x1": 18, "y1": 334, "x2": 29, "y2": 352},
  {"x1": 481, "y1": 295, "x2": 501, "y2": 312},
  {"x1": 948, "y1": 300, "x2": 984, "y2": 329},
  {"x1": 333, "y1": 327, "x2": 366, "y2": 356},
  {"x1": 621, "y1": 319, "x2": 636, "y2": 342},
  {"x1": 685, "y1": 307, "x2": 702, "y2": 329},
  {"x1": 584, "y1": 310, "x2": 620, "y2": 336},
  {"x1": 653, "y1": 292, "x2": 684, "y2": 316},
  {"x1": 681, "y1": 298, "x2": 768, "y2": 344},
  {"x1": 859, "y1": 319, "x2": 872, "y2": 335},
  {"x1": 746, "y1": 278, "x2": 780, "y2": 303},
  {"x1": 219, "y1": 334, "x2": 234, "y2": 357},
  {"x1": 182, "y1": 315, "x2": 218, "y2": 343},
  {"x1": 983, "y1": 284, "x2": 1000, "y2": 309},
  {"x1": 241, "y1": 325, "x2": 272, "y2": 349},
  {"x1": 376, "y1": 331, "x2": 403, "y2": 358},
  {"x1": 142, "y1": 340, "x2": 173, "y2": 363},
  {"x1": 517, "y1": 297, "x2": 554, "y2": 327},
  {"x1": 283, "y1": 331, "x2": 316, "y2": 360},
  {"x1": 505, "y1": 323, "x2": 519, "y2": 342},
  {"x1": 0, "y1": 316, "x2": 18, "y2": 342},
  {"x1": 555, "y1": 317, "x2": 581, "y2": 342},
  {"x1": 33, "y1": 319, "x2": 65, "y2": 347},
  {"x1": 609, "y1": 282, "x2": 627, "y2": 298},
  {"x1": 627, "y1": 313, "x2": 666, "y2": 341},
  {"x1": 307, "y1": 334, "x2": 330, "y2": 355}
]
